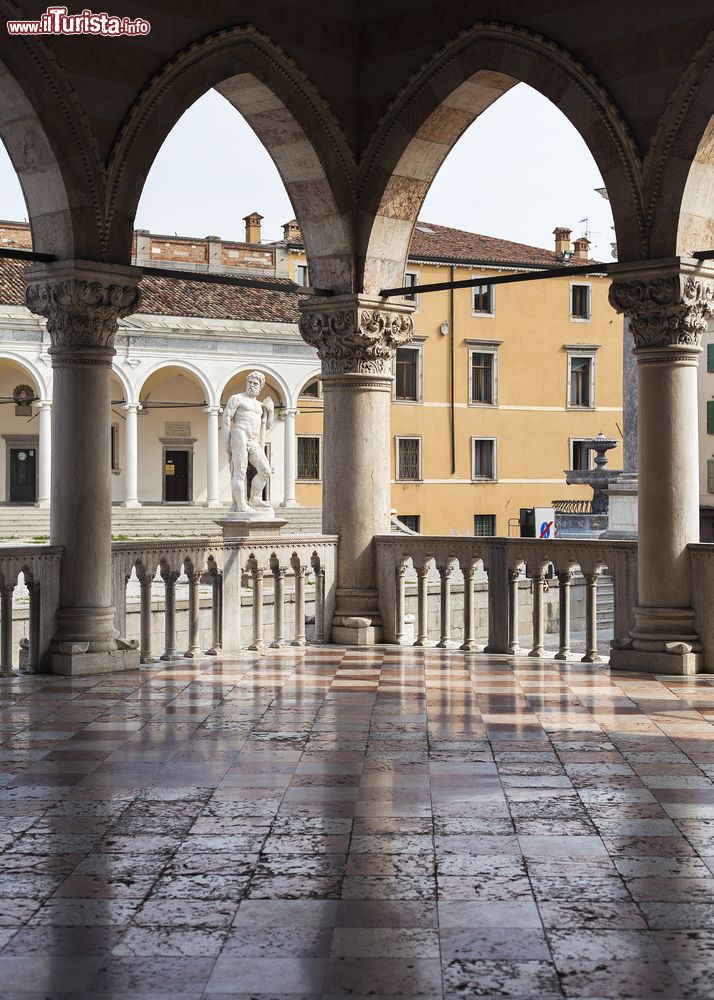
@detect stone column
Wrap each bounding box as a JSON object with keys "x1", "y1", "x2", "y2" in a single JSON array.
[
  {"x1": 122, "y1": 403, "x2": 142, "y2": 508},
  {"x1": 25, "y1": 260, "x2": 142, "y2": 675},
  {"x1": 35, "y1": 400, "x2": 51, "y2": 508},
  {"x1": 299, "y1": 295, "x2": 413, "y2": 644},
  {"x1": 280, "y1": 407, "x2": 298, "y2": 508},
  {"x1": 609, "y1": 261, "x2": 714, "y2": 673},
  {"x1": 204, "y1": 405, "x2": 222, "y2": 508}
]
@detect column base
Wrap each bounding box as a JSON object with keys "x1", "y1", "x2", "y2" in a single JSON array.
[
  {"x1": 51, "y1": 646, "x2": 140, "y2": 676},
  {"x1": 331, "y1": 618, "x2": 384, "y2": 645},
  {"x1": 121, "y1": 500, "x2": 142, "y2": 508},
  {"x1": 331, "y1": 588, "x2": 384, "y2": 645},
  {"x1": 204, "y1": 500, "x2": 223, "y2": 509},
  {"x1": 609, "y1": 646, "x2": 702, "y2": 676},
  {"x1": 279, "y1": 499, "x2": 299, "y2": 508},
  {"x1": 35, "y1": 499, "x2": 50, "y2": 509}
]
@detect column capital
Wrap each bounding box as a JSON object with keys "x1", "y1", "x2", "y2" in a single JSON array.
[
  {"x1": 203, "y1": 405, "x2": 222, "y2": 416},
  {"x1": 298, "y1": 294, "x2": 414, "y2": 376},
  {"x1": 33, "y1": 399, "x2": 52, "y2": 411},
  {"x1": 24, "y1": 260, "x2": 142, "y2": 360},
  {"x1": 281, "y1": 407, "x2": 299, "y2": 419},
  {"x1": 122, "y1": 402, "x2": 142, "y2": 413},
  {"x1": 608, "y1": 259, "x2": 714, "y2": 353}
]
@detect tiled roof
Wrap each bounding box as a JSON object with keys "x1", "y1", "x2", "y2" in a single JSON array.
[{"x1": 0, "y1": 257, "x2": 303, "y2": 324}]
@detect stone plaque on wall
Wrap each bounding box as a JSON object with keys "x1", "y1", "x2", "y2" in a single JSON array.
[{"x1": 165, "y1": 421, "x2": 191, "y2": 438}]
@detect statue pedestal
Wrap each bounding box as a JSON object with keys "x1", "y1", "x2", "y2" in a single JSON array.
[
  {"x1": 215, "y1": 513, "x2": 287, "y2": 540},
  {"x1": 601, "y1": 473, "x2": 638, "y2": 540}
]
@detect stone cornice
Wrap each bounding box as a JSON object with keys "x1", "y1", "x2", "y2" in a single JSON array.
[
  {"x1": 608, "y1": 261, "x2": 714, "y2": 351},
  {"x1": 298, "y1": 296, "x2": 414, "y2": 376},
  {"x1": 24, "y1": 261, "x2": 141, "y2": 353}
]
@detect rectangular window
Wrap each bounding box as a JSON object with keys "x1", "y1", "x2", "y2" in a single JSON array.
[
  {"x1": 569, "y1": 356, "x2": 592, "y2": 407},
  {"x1": 474, "y1": 514, "x2": 496, "y2": 536},
  {"x1": 571, "y1": 440, "x2": 592, "y2": 471},
  {"x1": 110, "y1": 424, "x2": 120, "y2": 472},
  {"x1": 398, "y1": 514, "x2": 420, "y2": 532},
  {"x1": 297, "y1": 436, "x2": 321, "y2": 480},
  {"x1": 396, "y1": 437, "x2": 421, "y2": 481},
  {"x1": 404, "y1": 272, "x2": 419, "y2": 304},
  {"x1": 395, "y1": 347, "x2": 420, "y2": 401},
  {"x1": 470, "y1": 352, "x2": 494, "y2": 404},
  {"x1": 296, "y1": 264, "x2": 309, "y2": 287},
  {"x1": 473, "y1": 283, "x2": 494, "y2": 315},
  {"x1": 472, "y1": 438, "x2": 495, "y2": 480},
  {"x1": 708, "y1": 459, "x2": 714, "y2": 494},
  {"x1": 571, "y1": 284, "x2": 591, "y2": 320},
  {"x1": 708, "y1": 344, "x2": 714, "y2": 373},
  {"x1": 708, "y1": 401, "x2": 714, "y2": 435}
]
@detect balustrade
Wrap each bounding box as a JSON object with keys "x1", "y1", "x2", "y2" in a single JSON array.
[
  {"x1": 0, "y1": 546, "x2": 61, "y2": 675},
  {"x1": 375, "y1": 535, "x2": 638, "y2": 662}
]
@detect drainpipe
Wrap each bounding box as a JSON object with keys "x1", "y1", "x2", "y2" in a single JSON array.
[{"x1": 450, "y1": 265, "x2": 456, "y2": 474}]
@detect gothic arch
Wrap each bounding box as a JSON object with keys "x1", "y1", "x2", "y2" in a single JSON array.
[
  {"x1": 357, "y1": 22, "x2": 645, "y2": 293},
  {"x1": 104, "y1": 25, "x2": 356, "y2": 291}
]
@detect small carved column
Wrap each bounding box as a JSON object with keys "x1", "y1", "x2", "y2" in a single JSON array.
[
  {"x1": 609, "y1": 262, "x2": 714, "y2": 673},
  {"x1": 25, "y1": 260, "x2": 141, "y2": 674},
  {"x1": 26, "y1": 580, "x2": 41, "y2": 674},
  {"x1": 394, "y1": 562, "x2": 407, "y2": 645},
  {"x1": 436, "y1": 562, "x2": 454, "y2": 649},
  {"x1": 461, "y1": 560, "x2": 477, "y2": 652},
  {"x1": 582, "y1": 570, "x2": 602, "y2": 664},
  {"x1": 528, "y1": 570, "x2": 546, "y2": 658},
  {"x1": 185, "y1": 569, "x2": 202, "y2": 657},
  {"x1": 139, "y1": 571, "x2": 158, "y2": 664},
  {"x1": 249, "y1": 564, "x2": 265, "y2": 651},
  {"x1": 291, "y1": 556, "x2": 307, "y2": 647},
  {"x1": 207, "y1": 571, "x2": 222, "y2": 655},
  {"x1": 508, "y1": 567, "x2": 522, "y2": 655},
  {"x1": 270, "y1": 563, "x2": 286, "y2": 649},
  {"x1": 299, "y1": 295, "x2": 413, "y2": 644},
  {"x1": 0, "y1": 583, "x2": 14, "y2": 676},
  {"x1": 312, "y1": 559, "x2": 326, "y2": 643},
  {"x1": 414, "y1": 562, "x2": 430, "y2": 647},
  {"x1": 554, "y1": 570, "x2": 573, "y2": 661},
  {"x1": 160, "y1": 568, "x2": 181, "y2": 661}
]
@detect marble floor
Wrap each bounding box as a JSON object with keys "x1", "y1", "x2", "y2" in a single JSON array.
[{"x1": 1, "y1": 648, "x2": 714, "y2": 998}]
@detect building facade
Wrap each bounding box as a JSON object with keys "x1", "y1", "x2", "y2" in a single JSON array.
[{"x1": 0, "y1": 217, "x2": 621, "y2": 534}]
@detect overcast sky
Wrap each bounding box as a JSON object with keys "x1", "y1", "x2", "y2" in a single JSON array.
[{"x1": 0, "y1": 83, "x2": 615, "y2": 261}]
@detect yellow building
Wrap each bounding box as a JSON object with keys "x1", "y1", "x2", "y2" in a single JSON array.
[{"x1": 289, "y1": 222, "x2": 623, "y2": 536}]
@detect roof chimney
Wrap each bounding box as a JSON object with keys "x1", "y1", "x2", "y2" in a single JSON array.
[
  {"x1": 553, "y1": 226, "x2": 572, "y2": 256},
  {"x1": 573, "y1": 236, "x2": 591, "y2": 260},
  {"x1": 243, "y1": 211, "x2": 263, "y2": 244},
  {"x1": 282, "y1": 219, "x2": 302, "y2": 242}
]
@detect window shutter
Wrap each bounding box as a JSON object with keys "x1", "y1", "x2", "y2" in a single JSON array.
[
  {"x1": 708, "y1": 401, "x2": 714, "y2": 435},
  {"x1": 708, "y1": 344, "x2": 714, "y2": 373},
  {"x1": 708, "y1": 460, "x2": 714, "y2": 494}
]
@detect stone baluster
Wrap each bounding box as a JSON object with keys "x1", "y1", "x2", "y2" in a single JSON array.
[
  {"x1": 554, "y1": 570, "x2": 573, "y2": 661},
  {"x1": 582, "y1": 570, "x2": 602, "y2": 664},
  {"x1": 185, "y1": 569, "x2": 202, "y2": 657},
  {"x1": 436, "y1": 562, "x2": 454, "y2": 648},
  {"x1": 528, "y1": 569, "x2": 547, "y2": 657},
  {"x1": 461, "y1": 560, "x2": 477, "y2": 652},
  {"x1": 414, "y1": 561, "x2": 430, "y2": 647},
  {"x1": 207, "y1": 572, "x2": 222, "y2": 655},
  {"x1": 508, "y1": 566, "x2": 522, "y2": 655},
  {"x1": 609, "y1": 264, "x2": 714, "y2": 673},
  {"x1": 160, "y1": 568, "x2": 181, "y2": 661},
  {"x1": 394, "y1": 562, "x2": 407, "y2": 645},
  {"x1": 291, "y1": 557, "x2": 307, "y2": 647},
  {"x1": 313, "y1": 561, "x2": 326, "y2": 643},
  {"x1": 270, "y1": 564, "x2": 286, "y2": 649},
  {"x1": 139, "y1": 571, "x2": 158, "y2": 663},
  {"x1": 299, "y1": 295, "x2": 413, "y2": 644},
  {"x1": 25, "y1": 260, "x2": 141, "y2": 675},
  {"x1": 0, "y1": 583, "x2": 14, "y2": 676},
  {"x1": 26, "y1": 580, "x2": 40, "y2": 673},
  {"x1": 249, "y1": 564, "x2": 265, "y2": 651}
]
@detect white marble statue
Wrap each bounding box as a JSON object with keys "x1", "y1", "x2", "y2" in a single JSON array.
[{"x1": 222, "y1": 371, "x2": 275, "y2": 513}]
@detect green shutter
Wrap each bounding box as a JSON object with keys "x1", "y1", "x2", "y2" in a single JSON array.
[
  {"x1": 708, "y1": 344, "x2": 714, "y2": 372},
  {"x1": 708, "y1": 460, "x2": 714, "y2": 494},
  {"x1": 708, "y1": 401, "x2": 714, "y2": 434}
]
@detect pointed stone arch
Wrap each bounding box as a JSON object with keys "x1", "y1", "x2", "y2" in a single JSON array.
[
  {"x1": 357, "y1": 22, "x2": 645, "y2": 293},
  {"x1": 104, "y1": 25, "x2": 356, "y2": 291}
]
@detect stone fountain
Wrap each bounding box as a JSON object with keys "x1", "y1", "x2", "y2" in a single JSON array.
[{"x1": 565, "y1": 432, "x2": 622, "y2": 514}]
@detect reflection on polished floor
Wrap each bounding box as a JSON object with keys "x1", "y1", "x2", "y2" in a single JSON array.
[{"x1": 0, "y1": 648, "x2": 714, "y2": 998}]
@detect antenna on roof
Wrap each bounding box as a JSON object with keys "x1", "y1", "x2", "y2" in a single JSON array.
[{"x1": 578, "y1": 217, "x2": 600, "y2": 241}]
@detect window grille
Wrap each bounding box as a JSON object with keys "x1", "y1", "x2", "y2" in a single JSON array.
[
  {"x1": 397, "y1": 437, "x2": 421, "y2": 480},
  {"x1": 571, "y1": 284, "x2": 591, "y2": 319},
  {"x1": 470, "y1": 353, "x2": 494, "y2": 404},
  {"x1": 569, "y1": 356, "x2": 592, "y2": 407},
  {"x1": 395, "y1": 348, "x2": 419, "y2": 400},
  {"x1": 473, "y1": 439, "x2": 495, "y2": 479},
  {"x1": 398, "y1": 514, "x2": 420, "y2": 532},
  {"x1": 297, "y1": 436, "x2": 320, "y2": 479},
  {"x1": 474, "y1": 514, "x2": 496, "y2": 536}
]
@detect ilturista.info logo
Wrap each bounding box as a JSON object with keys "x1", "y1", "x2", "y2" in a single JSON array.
[{"x1": 6, "y1": 6, "x2": 150, "y2": 36}]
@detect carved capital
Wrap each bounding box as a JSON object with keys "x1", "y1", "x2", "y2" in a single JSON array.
[
  {"x1": 24, "y1": 261, "x2": 141, "y2": 354},
  {"x1": 298, "y1": 295, "x2": 414, "y2": 376},
  {"x1": 608, "y1": 269, "x2": 714, "y2": 350}
]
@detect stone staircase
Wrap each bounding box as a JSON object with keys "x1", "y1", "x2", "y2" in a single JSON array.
[{"x1": 0, "y1": 505, "x2": 324, "y2": 542}]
